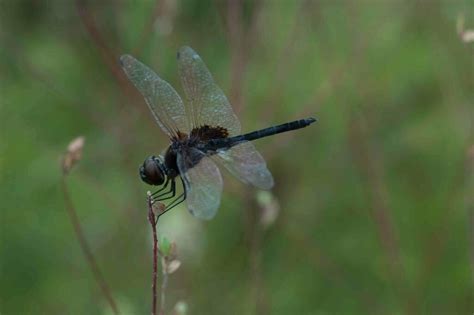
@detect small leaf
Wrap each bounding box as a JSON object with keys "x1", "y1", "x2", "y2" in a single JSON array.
[{"x1": 159, "y1": 236, "x2": 171, "y2": 256}]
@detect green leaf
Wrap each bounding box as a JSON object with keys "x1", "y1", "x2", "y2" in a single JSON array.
[{"x1": 159, "y1": 236, "x2": 171, "y2": 256}]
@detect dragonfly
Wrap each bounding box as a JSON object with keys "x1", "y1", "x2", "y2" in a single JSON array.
[{"x1": 120, "y1": 46, "x2": 316, "y2": 220}]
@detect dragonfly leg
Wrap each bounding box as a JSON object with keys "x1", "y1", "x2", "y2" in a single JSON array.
[
  {"x1": 152, "y1": 179, "x2": 177, "y2": 201},
  {"x1": 155, "y1": 177, "x2": 187, "y2": 221},
  {"x1": 155, "y1": 193, "x2": 183, "y2": 223},
  {"x1": 154, "y1": 179, "x2": 176, "y2": 202},
  {"x1": 151, "y1": 177, "x2": 170, "y2": 198}
]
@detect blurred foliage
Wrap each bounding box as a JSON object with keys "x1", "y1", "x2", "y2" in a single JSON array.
[{"x1": 1, "y1": 0, "x2": 473, "y2": 314}]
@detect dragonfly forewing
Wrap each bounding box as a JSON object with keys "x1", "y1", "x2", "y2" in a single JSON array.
[
  {"x1": 177, "y1": 46, "x2": 241, "y2": 136},
  {"x1": 120, "y1": 54, "x2": 190, "y2": 137}
]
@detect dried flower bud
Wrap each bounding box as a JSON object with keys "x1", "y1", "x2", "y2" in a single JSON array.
[
  {"x1": 457, "y1": 14, "x2": 474, "y2": 43},
  {"x1": 62, "y1": 136, "x2": 85, "y2": 175},
  {"x1": 164, "y1": 259, "x2": 181, "y2": 274},
  {"x1": 152, "y1": 201, "x2": 166, "y2": 216},
  {"x1": 174, "y1": 301, "x2": 188, "y2": 315},
  {"x1": 461, "y1": 31, "x2": 474, "y2": 43}
]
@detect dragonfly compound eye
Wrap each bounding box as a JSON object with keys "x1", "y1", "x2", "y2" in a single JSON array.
[{"x1": 140, "y1": 156, "x2": 166, "y2": 186}]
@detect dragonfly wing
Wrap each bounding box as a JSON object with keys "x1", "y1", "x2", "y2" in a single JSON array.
[
  {"x1": 120, "y1": 55, "x2": 189, "y2": 137},
  {"x1": 177, "y1": 148, "x2": 223, "y2": 220},
  {"x1": 177, "y1": 46, "x2": 241, "y2": 136},
  {"x1": 213, "y1": 141, "x2": 274, "y2": 190}
]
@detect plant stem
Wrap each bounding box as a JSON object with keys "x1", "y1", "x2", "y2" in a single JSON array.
[
  {"x1": 160, "y1": 269, "x2": 168, "y2": 315},
  {"x1": 147, "y1": 195, "x2": 159, "y2": 315},
  {"x1": 61, "y1": 176, "x2": 119, "y2": 315}
]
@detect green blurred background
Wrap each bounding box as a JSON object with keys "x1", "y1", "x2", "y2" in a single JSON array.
[{"x1": 1, "y1": 1, "x2": 473, "y2": 314}]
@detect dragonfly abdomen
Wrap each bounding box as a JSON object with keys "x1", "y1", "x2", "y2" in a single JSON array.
[
  {"x1": 239, "y1": 118, "x2": 316, "y2": 142},
  {"x1": 206, "y1": 117, "x2": 316, "y2": 151}
]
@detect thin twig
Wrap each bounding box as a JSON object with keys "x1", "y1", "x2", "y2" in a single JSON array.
[
  {"x1": 258, "y1": 0, "x2": 309, "y2": 121},
  {"x1": 280, "y1": 221, "x2": 383, "y2": 312},
  {"x1": 147, "y1": 194, "x2": 159, "y2": 315},
  {"x1": 342, "y1": 3, "x2": 413, "y2": 310},
  {"x1": 461, "y1": 101, "x2": 474, "y2": 287},
  {"x1": 414, "y1": 148, "x2": 472, "y2": 292},
  {"x1": 245, "y1": 191, "x2": 269, "y2": 315},
  {"x1": 133, "y1": 0, "x2": 162, "y2": 56},
  {"x1": 75, "y1": 0, "x2": 133, "y2": 97},
  {"x1": 226, "y1": 0, "x2": 245, "y2": 111},
  {"x1": 470, "y1": 198, "x2": 474, "y2": 288},
  {"x1": 160, "y1": 268, "x2": 169, "y2": 315},
  {"x1": 225, "y1": 0, "x2": 263, "y2": 113},
  {"x1": 348, "y1": 113, "x2": 402, "y2": 274},
  {"x1": 0, "y1": 35, "x2": 106, "y2": 127},
  {"x1": 224, "y1": 1, "x2": 268, "y2": 312},
  {"x1": 347, "y1": 112, "x2": 415, "y2": 314},
  {"x1": 61, "y1": 176, "x2": 120, "y2": 315},
  {"x1": 228, "y1": 7, "x2": 266, "y2": 311}
]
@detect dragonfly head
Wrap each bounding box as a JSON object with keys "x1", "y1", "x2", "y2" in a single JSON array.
[{"x1": 140, "y1": 156, "x2": 166, "y2": 186}]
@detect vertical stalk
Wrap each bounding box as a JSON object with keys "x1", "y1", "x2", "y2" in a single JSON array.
[
  {"x1": 147, "y1": 194, "x2": 159, "y2": 315},
  {"x1": 61, "y1": 176, "x2": 120, "y2": 315}
]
